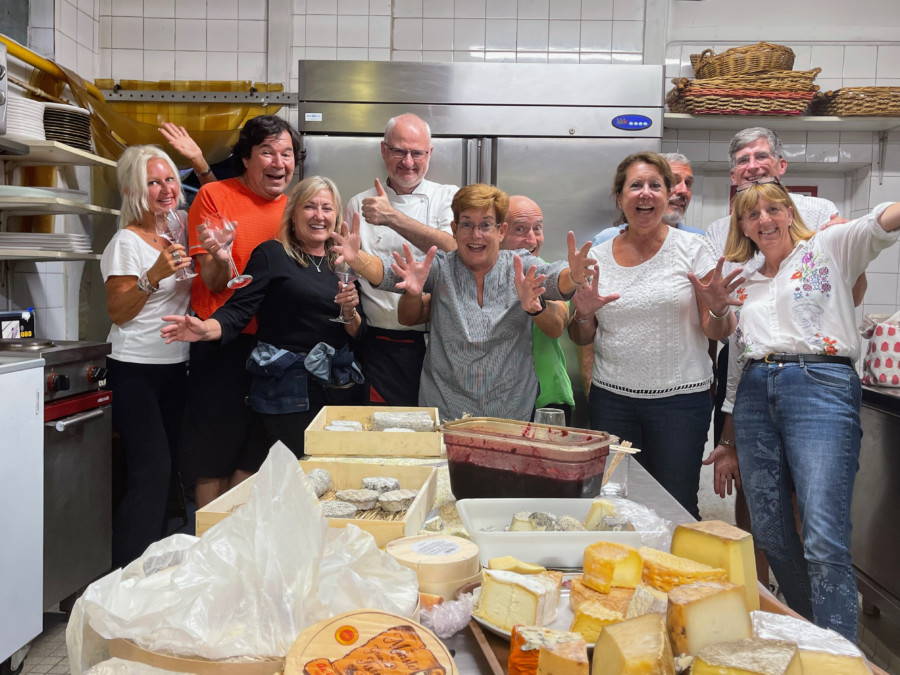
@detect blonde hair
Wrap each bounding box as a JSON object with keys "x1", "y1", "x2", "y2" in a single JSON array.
[
  {"x1": 116, "y1": 145, "x2": 183, "y2": 227},
  {"x1": 451, "y1": 183, "x2": 509, "y2": 224},
  {"x1": 725, "y1": 182, "x2": 815, "y2": 263},
  {"x1": 278, "y1": 175, "x2": 342, "y2": 268}
]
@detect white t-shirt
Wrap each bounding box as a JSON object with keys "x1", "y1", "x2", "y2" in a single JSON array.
[
  {"x1": 345, "y1": 178, "x2": 457, "y2": 331},
  {"x1": 723, "y1": 203, "x2": 899, "y2": 412},
  {"x1": 588, "y1": 227, "x2": 718, "y2": 398},
  {"x1": 100, "y1": 229, "x2": 191, "y2": 364}
]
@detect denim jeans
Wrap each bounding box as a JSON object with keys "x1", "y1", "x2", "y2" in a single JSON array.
[
  {"x1": 589, "y1": 387, "x2": 711, "y2": 519},
  {"x1": 734, "y1": 360, "x2": 861, "y2": 642}
]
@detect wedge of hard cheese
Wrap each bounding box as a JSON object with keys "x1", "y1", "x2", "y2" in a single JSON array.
[
  {"x1": 671, "y1": 520, "x2": 760, "y2": 611},
  {"x1": 592, "y1": 613, "x2": 675, "y2": 675},
  {"x1": 583, "y1": 541, "x2": 643, "y2": 593},
  {"x1": 692, "y1": 639, "x2": 802, "y2": 675},
  {"x1": 537, "y1": 634, "x2": 589, "y2": 675},
  {"x1": 625, "y1": 584, "x2": 668, "y2": 619},
  {"x1": 489, "y1": 555, "x2": 546, "y2": 575},
  {"x1": 638, "y1": 546, "x2": 727, "y2": 593},
  {"x1": 584, "y1": 498, "x2": 618, "y2": 530},
  {"x1": 569, "y1": 599, "x2": 624, "y2": 644},
  {"x1": 569, "y1": 577, "x2": 634, "y2": 615},
  {"x1": 509, "y1": 626, "x2": 585, "y2": 675},
  {"x1": 667, "y1": 581, "x2": 752, "y2": 656},
  {"x1": 474, "y1": 569, "x2": 561, "y2": 632}
]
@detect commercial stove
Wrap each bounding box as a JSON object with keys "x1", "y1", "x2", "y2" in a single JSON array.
[{"x1": 0, "y1": 338, "x2": 112, "y2": 609}]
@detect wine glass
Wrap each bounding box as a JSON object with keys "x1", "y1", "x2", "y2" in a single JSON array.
[
  {"x1": 155, "y1": 210, "x2": 197, "y2": 281},
  {"x1": 534, "y1": 408, "x2": 565, "y2": 426},
  {"x1": 329, "y1": 261, "x2": 359, "y2": 323},
  {"x1": 201, "y1": 216, "x2": 252, "y2": 289}
]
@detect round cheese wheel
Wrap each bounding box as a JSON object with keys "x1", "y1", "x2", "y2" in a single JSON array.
[
  {"x1": 386, "y1": 534, "x2": 480, "y2": 583},
  {"x1": 284, "y1": 609, "x2": 458, "y2": 675}
]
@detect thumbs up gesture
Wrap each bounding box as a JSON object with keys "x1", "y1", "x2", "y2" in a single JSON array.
[{"x1": 361, "y1": 178, "x2": 397, "y2": 228}]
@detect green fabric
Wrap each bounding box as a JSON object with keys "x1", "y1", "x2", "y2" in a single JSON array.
[{"x1": 532, "y1": 306, "x2": 575, "y2": 409}]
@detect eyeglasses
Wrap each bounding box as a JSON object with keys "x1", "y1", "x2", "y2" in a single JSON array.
[
  {"x1": 456, "y1": 221, "x2": 499, "y2": 234},
  {"x1": 735, "y1": 176, "x2": 782, "y2": 193},
  {"x1": 385, "y1": 145, "x2": 429, "y2": 160}
]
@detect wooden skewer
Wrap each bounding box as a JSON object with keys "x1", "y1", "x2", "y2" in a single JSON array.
[{"x1": 603, "y1": 441, "x2": 638, "y2": 486}]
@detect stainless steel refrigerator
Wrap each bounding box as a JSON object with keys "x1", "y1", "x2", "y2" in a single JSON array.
[{"x1": 298, "y1": 60, "x2": 664, "y2": 425}]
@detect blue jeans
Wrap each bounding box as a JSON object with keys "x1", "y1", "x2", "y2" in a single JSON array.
[
  {"x1": 589, "y1": 387, "x2": 711, "y2": 519},
  {"x1": 734, "y1": 360, "x2": 861, "y2": 642}
]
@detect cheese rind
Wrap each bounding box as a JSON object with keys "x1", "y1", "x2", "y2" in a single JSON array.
[
  {"x1": 592, "y1": 613, "x2": 675, "y2": 675},
  {"x1": 638, "y1": 546, "x2": 727, "y2": 593},
  {"x1": 537, "y1": 635, "x2": 589, "y2": 675},
  {"x1": 583, "y1": 542, "x2": 642, "y2": 593},
  {"x1": 509, "y1": 626, "x2": 584, "y2": 675},
  {"x1": 666, "y1": 581, "x2": 752, "y2": 657},
  {"x1": 671, "y1": 520, "x2": 760, "y2": 611},
  {"x1": 488, "y1": 555, "x2": 547, "y2": 575},
  {"x1": 474, "y1": 569, "x2": 561, "y2": 631},
  {"x1": 569, "y1": 599, "x2": 624, "y2": 644},
  {"x1": 569, "y1": 577, "x2": 634, "y2": 614},
  {"x1": 692, "y1": 639, "x2": 802, "y2": 675},
  {"x1": 625, "y1": 584, "x2": 668, "y2": 619}
]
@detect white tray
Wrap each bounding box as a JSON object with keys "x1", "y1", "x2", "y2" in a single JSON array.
[
  {"x1": 457, "y1": 497, "x2": 645, "y2": 569},
  {"x1": 470, "y1": 576, "x2": 578, "y2": 641}
]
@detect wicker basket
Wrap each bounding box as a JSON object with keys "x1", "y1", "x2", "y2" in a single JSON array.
[
  {"x1": 809, "y1": 87, "x2": 900, "y2": 116},
  {"x1": 666, "y1": 69, "x2": 820, "y2": 116},
  {"x1": 690, "y1": 42, "x2": 795, "y2": 79}
]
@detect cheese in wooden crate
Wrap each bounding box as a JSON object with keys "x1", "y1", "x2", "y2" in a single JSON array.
[{"x1": 304, "y1": 405, "x2": 442, "y2": 457}]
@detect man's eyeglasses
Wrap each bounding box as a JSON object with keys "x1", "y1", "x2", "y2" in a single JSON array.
[
  {"x1": 735, "y1": 176, "x2": 782, "y2": 193},
  {"x1": 457, "y1": 222, "x2": 499, "y2": 234},
  {"x1": 385, "y1": 145, "x2": 429, "y2": 160}
]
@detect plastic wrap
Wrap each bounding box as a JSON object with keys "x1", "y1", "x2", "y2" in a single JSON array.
[
  {"x1": 67, "y1": 444, "x2": 418, "y2": 674},
  {"x1": 602, "y1": 497, "x2": 675, "y2": 551},
  {"x1": 419, "y1": 593, "x2": 475, "y2": 639}
]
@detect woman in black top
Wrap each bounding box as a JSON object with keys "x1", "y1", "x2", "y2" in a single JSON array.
[{"x1": 162, "y1": 176, "x2": 365, "y2": 457}]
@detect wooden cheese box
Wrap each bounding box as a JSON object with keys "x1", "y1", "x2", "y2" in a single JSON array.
[
  {"x1": 304, "y1": 405, "x2": 443, "y2": 457},
  {"x1": 195, "y1": 460, "x2": 438, "y2": 548}
]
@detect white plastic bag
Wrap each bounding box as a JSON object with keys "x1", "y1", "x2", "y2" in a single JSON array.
[
  {"x1": 68, "y1": 443, "x2": 418, "y2": 674},
  {"x1": 602, "y1": 496, "x2": 675, "y2": 551}
]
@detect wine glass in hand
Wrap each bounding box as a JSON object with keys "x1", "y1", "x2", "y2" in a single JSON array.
[
  {"x1": 203, "y1": 216, "x2": 252, "y2": 289},
  {"x1": 330, "y1": 261, "x2": 359, "y2": 323},
  {"x1": 155, "y1": 210, "x2": 197, "y2": 281}
]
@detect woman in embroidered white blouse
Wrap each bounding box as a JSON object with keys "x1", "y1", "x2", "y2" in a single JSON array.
[
  {"x1": 716, "y1": 178, "x2": 900, "y2": 642},
  {"x1": 567, "y1": 152, "x2": 742, "y2": 520}
]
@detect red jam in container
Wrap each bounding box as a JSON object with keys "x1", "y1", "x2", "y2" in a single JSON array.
[{"x1": 442, "y1": 417, "x2": 615, "y2": 499}]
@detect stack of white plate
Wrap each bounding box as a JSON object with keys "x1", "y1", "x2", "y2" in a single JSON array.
[
  {"x1": 4, "y1": 96, "x2": 46, "y2": 142},
  {"x1": 43, "y1": 103, "x2": 92, "y2": 152},
  {"x1": 0, "y1": 232, "x2": 92, "y2": 254}
]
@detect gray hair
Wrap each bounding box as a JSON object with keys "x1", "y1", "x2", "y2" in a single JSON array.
[
  {"x1": 384, "y1": 113, "x2": 432, "y2": 144},
  {"x1": 728, "y1": 127, "x2": 784, "y2": 170},
  {"x1": 116, "y1": 145, "x2": 183, "y2": 228},
  {"x1": 659, "y1": 152, "x2": 691, "y2": 167}
]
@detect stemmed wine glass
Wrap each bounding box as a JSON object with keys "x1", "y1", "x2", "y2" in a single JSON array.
[
  {"x1": 329, "y1": 261, "x2": 359, "y2": 323},
  {"x1": 199, "y1": 216, "x2": 252, "y2": 289},
  {"x1": 155, "y1": 209, "x2": 197, "y2": 281}
]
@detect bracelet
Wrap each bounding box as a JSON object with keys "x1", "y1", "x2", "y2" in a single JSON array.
[
  {"x1": 708, "y1": 306, "x2": 731, "y2": 321},
  {"x1": 341, "y1": 307, "x2": 358, "y2": 321},
  {"x1": 359, "y1": 251, "x2": 371, "y2": 273},
  {"x1": 137, "y1": 271, "x2": 159, "y2": 295},
  {"x1": 572, "y1": 311, "x2": 593, "y2": 324},
  {"x1": 719, "y1": 438, "x2": 735, "y2": 448},
  {"x1": 197, "y1": 166, "x2": 213, "y2": 177},
  {"x1": 526, "y1": 295, "x2": 547, "y2": 317}
]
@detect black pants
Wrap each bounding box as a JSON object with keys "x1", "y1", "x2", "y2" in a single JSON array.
[
  {"x1": 359, "y1": 327, "x2": 426, "y2": 406},
  {"x1": 107, "y1": 358, "x2": 187, "y2": 568},
  {"x1": 713, "y1": 341, "x2": 729, "y2": 445}
]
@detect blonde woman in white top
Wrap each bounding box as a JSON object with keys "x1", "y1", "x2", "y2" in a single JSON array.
[
  {"x1": 568, "y1": 152, "x2": 742, "y2": 519},
  {"x1": 716, "y1": 178, "x2": 900, "y2": 642}
]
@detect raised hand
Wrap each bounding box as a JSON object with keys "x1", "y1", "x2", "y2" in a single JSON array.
[
  {"x1": 158, "y1": 122, "x2": 204, "y2": 163},
  {"x1": 513, "y1": 254, "x2": 547, "y2": 314},
  {"x1": 361, "y1": 178, "x2": 395, "y2": 227},
  {"x1": 688, "y1": 257, "x2": 745, "y2": 316},
  {"x1": 160, "y1": 314, "x2": 210, "y2": 343},
  {"x1": 572, "y1": 267, "x2": 620, "y2": 317},
  {"x1": 331, "y1": 212, "x2": 362, "y2": 266},
  {"x1": 566, "y1": 231, "x2": 597, "y2": 286},
  {"x1": 391, "y1": 243, "x2": 436, "y2": 296}
]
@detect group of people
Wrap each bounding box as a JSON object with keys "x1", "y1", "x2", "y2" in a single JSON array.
[{"x1": 100, "y1": 111, "x2": 900, "y2": 644}]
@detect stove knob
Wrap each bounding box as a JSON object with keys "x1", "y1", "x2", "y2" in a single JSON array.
[
  {"x1": 47, "y1": 373, "x2": 70, "y2": 392},
  {"x1": 87, "y1": 366, "x2": 108, "y2": 383}
]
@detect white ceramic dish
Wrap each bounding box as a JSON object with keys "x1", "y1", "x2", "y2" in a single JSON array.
[{"x1": 457, "y1": 497, "x2": 646, "y2": 568}]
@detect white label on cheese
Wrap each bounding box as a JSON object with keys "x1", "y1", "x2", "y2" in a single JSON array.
[{"x1": 411, "y1": 539, "x2": 461, "y2": 557}]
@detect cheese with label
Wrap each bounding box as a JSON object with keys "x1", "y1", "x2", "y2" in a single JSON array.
[
  {"x1": 671, "y1": 520, "x2": 760, "y2": 611},
  {"x1": 488, "y1": 555, "x2": 546, "y2": 575},
  {"x1": 474, "y1": 569, "x2": 561, "y2": 631},
  {"x1": 569, "y1": 577, "x2": 634, "y2": 614},
  {"x1": 638, "y1": 546, "x2": 727, "y2": 593},
  {"x1": 509, "y1": 626, "x2": 585, "y2": 675},
  {"x1": 537, "y1": 635, "x2": 589, "y2": 675},
  {"x1": 584, "y1": 498, "x2": 617, "y2": 530},
  {"x1": 692, "y1": 639, "x2": 802, "y2": 675},
  {"x1": 592, "y1": 613, "x2": 675, "y2": 675},
  {"x1": 569, "y1": 599, "x2": 624, "y2": 643},
  {"x1": 625, "y1": 584, "x2": 668, "y2": 619},
  {"x1": 583, "y1": 541, "x2": 642, "y2": 593},
  {"x1": 667, "y1": 581, "x2": 751, "y2": 656}
]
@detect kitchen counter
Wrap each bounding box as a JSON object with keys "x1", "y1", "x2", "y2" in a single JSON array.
[{"x1": 862, "y1": 383, "x2": 900, "y2": 410}]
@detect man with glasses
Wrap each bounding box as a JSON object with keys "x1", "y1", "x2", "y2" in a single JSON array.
[{"x1": 345, "y1": 113, "x2": 459, "y2": 406}]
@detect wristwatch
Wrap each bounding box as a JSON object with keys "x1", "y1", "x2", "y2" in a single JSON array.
[
  {"x1": 137, "y1": 271, "x2": 159, "y2": 295},
  {"x1": 526, "y1": 295, "x2": 547, "y2": 316}
]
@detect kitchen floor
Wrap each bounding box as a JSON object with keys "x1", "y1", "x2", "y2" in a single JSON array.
[{"x1": 17, "y1": 445, "x2": 900, "y2": 675}]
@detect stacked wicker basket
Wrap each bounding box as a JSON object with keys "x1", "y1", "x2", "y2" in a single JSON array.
[
  {"x1": 810, "y1": 86, "x2": 900, "y2": 116},
  {"x1": 666, "y1": 42, "x2": 821, "y2": 116}
]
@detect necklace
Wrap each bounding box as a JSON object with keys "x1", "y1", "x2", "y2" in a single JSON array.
[
  {"x1": 307, "y1": 253, "x2": 325, "y2": 272},
  {"x1": 132, "y1": 224, "x2": 158, "y2": 244}
]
